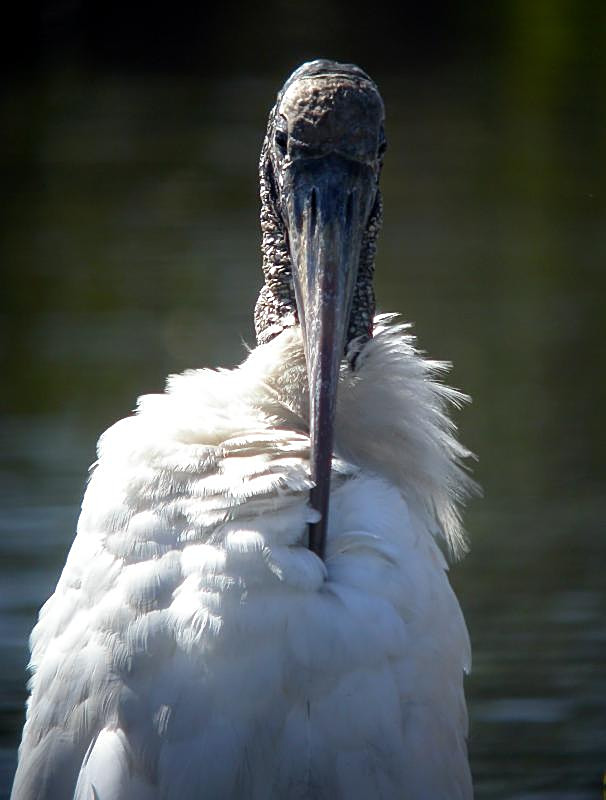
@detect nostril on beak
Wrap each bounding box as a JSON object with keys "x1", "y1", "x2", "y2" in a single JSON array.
[{"x1": 309, "y1": 188, "x2": 317, "y2": 234}]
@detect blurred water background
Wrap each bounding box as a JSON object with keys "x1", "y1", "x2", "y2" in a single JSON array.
[{"x1": 1, "y1": 2, "x2": 605, "y2": 798}]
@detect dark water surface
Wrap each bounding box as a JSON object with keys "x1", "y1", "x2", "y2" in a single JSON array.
[{"x1": 1, "y1": 63, "x2": 604, "y2": 798}]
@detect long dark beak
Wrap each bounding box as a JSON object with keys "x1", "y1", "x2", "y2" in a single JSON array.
[{"x1": 285, "y1": 154, "x2": 375, "y2": 560}]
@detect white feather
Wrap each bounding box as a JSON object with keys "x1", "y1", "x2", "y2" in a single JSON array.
[{"x1": 12, "y1": 317, "x2": 474, "y2": 799}]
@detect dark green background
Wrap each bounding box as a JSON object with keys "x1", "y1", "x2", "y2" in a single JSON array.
[{"x1": 1, "y1": 2, "x2": 605, "y2": 797}]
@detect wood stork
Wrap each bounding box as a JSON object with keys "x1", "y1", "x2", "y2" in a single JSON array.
[{"x1": 12, "y1": 60, "x2": 476, "y2": 799}]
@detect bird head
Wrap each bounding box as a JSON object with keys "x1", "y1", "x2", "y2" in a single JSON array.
[{"x1": 255, "y1": 60, "x2": 386, "y2": 558}]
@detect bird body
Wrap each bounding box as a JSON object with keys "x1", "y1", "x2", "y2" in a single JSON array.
[
  {"x1": 13, "y1": 321, "x2": 473, "y2": 799},
  {"x1": 12, "y1": 61, "x2": 476, "y2": 799}
]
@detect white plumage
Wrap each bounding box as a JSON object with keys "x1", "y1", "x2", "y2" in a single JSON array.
[{"x1": 12, "y1": 318, "x2": 474, "y2": 799}]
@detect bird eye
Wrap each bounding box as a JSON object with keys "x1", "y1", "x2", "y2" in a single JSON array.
[
  {"x1": 275, "y1": 128, "x2": 288, "y2": 156},
  {"x1": 378, "y1": 133, "x2": 387, "y2": 159}
]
